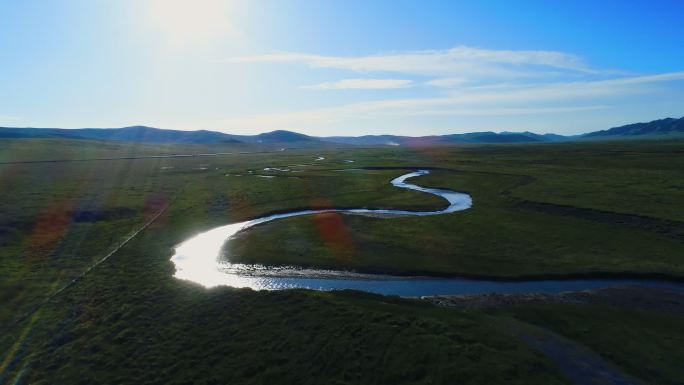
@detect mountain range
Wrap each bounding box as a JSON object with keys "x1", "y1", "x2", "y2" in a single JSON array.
[{"x1": 1, "y1": 116, "x2": 682, "y2": 147}]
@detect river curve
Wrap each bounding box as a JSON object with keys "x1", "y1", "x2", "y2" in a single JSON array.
[{"x1": 170, "y1": 170, "x2": 682, "y2": 296}]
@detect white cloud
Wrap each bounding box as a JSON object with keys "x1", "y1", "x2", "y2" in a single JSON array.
[
  {"x1": 216, "y1": 45, "x2": 683, "y2": 135},
  {"x1": 425, "y1": 78, "x2": 469, "y2": 87},
  {"x1": 301, "y1": 78, "x2": 412, "y2": 90},
  {"x1": 226, "y1": 45, "x2": 601, "y2": 81},
  {"x1": 207, "y1": 71, "x2": 684, "y2": 133}
]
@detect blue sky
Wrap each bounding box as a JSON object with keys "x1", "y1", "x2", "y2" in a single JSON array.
[{"x1": 1, "y1": 0, "x2": 683, "y2": 136}]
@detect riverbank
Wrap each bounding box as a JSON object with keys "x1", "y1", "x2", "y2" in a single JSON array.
[{"x1": 421, "y1": 284, "x2": 684, "y2": 311}]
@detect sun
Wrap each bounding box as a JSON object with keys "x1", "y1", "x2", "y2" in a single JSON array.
[{"x1": 144, "y1": 0, "x2": 241, "y2": 46}]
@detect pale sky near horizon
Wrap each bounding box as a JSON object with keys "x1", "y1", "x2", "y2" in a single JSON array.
[{"x1": 1, "y1": 0, "x2": 683, "y2": 136}]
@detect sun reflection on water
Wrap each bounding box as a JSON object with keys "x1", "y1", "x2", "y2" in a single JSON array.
[{"x1": 170, "y1": 170, "x2": 472, "y2": 290}]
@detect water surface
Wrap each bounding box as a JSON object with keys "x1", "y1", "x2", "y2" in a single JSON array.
[{"x1": 172, "y1": 170, "x2": 472, "y2": 290}]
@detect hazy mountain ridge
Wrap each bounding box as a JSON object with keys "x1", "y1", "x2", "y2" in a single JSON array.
[
  {"x1": 1, "y1": 116, "x2": 682, "y2": 146},
  {"x1": 582, "y1": 117, "x2": 684, "y2": 138},
  {"x1": 0, "y1": 126, "x2": 323, "y2": 146},
  {"x1": 324, "y1": 131, "x2": 569, "y2": 145}
]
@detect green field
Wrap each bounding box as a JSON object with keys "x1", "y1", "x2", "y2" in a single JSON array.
[
  {"x1": 231, "y1": 141, "x2": 684, "y2": 278},
  {"x1": 1, "y1": 138, "x2": 683, "y2": 384},
  {"x1": 496, "y1": 300, "x2": 684, "y2": 385}
]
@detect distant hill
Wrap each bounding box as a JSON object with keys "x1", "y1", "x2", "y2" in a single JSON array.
[
  {"x1": 0, "y1": 126, "x2": 331, "y2": 147},
  {"x1": 443, "y1": 131, "x2": 555, "y2": 143},
  {"x1": 2, "y1": 116, "x2": 682, "y2": 147},
  {"x1": 323, "y1": 131, "x2": 566, "y2": 146},
  {"x1": 582, "y1": 117, "x2": 684, "y2": 138},
  {"x1": 77, "y1": 126, "x2": 244, "y2": 144},
  {"x1": 0, "y1": 126, "x2": 321, "y2": 146},
  {"x1": 253, "y1": 130, "x2": 316, "y2": 143},
  {"x1": 322, "y1": 117, "x2": 683, "y2": 145}
]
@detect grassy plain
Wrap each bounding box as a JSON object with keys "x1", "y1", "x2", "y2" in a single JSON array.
[
  {"x1": 495, "y1": 300, "x2": 684, "y2": 385},
  {"x1": 1, "y1": 137, "x2": 683, "y2": 384},
  {"x1": 232, "y1": 140, "x2": 684, "y2": 278}
]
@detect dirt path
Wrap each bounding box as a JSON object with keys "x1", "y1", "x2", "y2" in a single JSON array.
[
  {"x1": 423, "y1": 286, "x2": 684, "y2": 385},
  {"x1": 46, "y1": 203, "x2": 169, "y2": 301},
  {"x1": 7, "y1": 202, "x2": 170, "y2": 331},
  {"x1": 503, "y1": 318, "x2": 644, "y2": 385}
]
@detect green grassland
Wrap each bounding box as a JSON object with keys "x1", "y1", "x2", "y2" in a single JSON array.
[
  {"x1": 0, "y1": 138, "x2": 263, "y2": 163},
  {"x1": 1, "y1": 137, "x2": 683, "y2": 384},
  {"x1": 231, "y1": 141, "x2": 684, "y2": 278},
  {"x1": 494, "y1": 302, "x2": 684, "y2": 385}
]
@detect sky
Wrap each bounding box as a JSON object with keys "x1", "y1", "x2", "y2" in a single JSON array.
[{"x1": 1, "y1": 0, "x2": 683, "y2": 136}]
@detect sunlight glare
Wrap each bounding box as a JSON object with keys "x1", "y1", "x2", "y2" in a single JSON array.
[{"x1": 145, "y1": 0, "x2": 240, "y2": 46}]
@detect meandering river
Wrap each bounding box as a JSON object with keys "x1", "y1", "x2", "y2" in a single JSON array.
[{"x1": 171, "y1": 170, "x2": 681, "y2": 296}]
